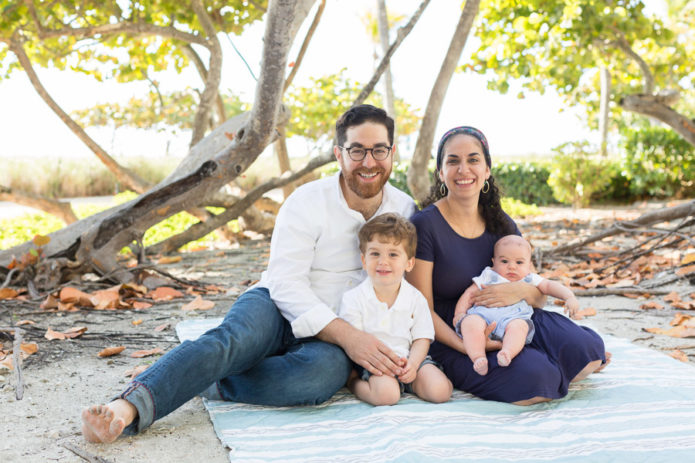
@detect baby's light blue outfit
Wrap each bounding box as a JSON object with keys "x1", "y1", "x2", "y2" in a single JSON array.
[{"x1": 458, "y1": 267, "x2": 544, "y2": 343}]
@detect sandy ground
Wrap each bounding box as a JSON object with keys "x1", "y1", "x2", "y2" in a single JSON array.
[{"x1": 1, "y1": 203, "x2": 694, "y2": 463}]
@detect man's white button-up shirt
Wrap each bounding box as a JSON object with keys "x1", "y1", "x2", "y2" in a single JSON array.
[{"x1": 257, "y1": 174, "x2": 416, "y2": 339}]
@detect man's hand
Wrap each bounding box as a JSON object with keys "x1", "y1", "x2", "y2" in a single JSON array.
[
  {"x1": 398, "y1": 359, "x2": 416, "y2": 384},
  {"x1": 342, "y1": 328, "x2": 406, "y2": 377}
]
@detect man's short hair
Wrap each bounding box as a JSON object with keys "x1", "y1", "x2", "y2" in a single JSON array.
[
  {"x1": 358, "y1": 213, "x2": 417, "y2": 258},
  {"x1": 335, "y1": 104, "x2": 395, "y2": 147}
]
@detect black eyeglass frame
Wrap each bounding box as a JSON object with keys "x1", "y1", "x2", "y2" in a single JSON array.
[{"x1": 338, "y1": 145, "x2": 393, "y2": 161}]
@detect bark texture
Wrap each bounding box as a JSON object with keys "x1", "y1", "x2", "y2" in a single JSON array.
[{"x1": 406, "y1": 0, "x2": 480, "y2": 204}]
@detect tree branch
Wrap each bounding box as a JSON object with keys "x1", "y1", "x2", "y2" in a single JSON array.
[
  {"x1": 148, "y1": 151, "x2": 334, "y2": 254},
  {"x1": 283, "y1": 0, "x2": 326, "y2": 92},
  {"x1": 0, "y1": 185, "x2": 77, "y2": 224},
  {"x1": 181, "y1": 44, "x2": 227, "y2": 125},
  {"x1": 8, "y1": 37, "x2": 151, "y2": 194},
  {"x1": 620, "y1": 94, "x2": 695, "y2": 146},
  {"x1": 607, "y1": 29, "x2": 655, "y2": 95},
  {"x1": 189, "y1": 0, "x2": 224, "y2": 146},
  {"x1": 23, "y1": 0, "x2": 207, "y2": 47},
  {"x1": 546, "y1": 200, "x2": 695, "y2": 256},
  {"x1": 353, "y1": 0, "x2": 431, "y2": 106}
]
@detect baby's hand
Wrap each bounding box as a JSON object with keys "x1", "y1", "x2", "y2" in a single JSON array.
[
  {"x1": 565, "y1": 297, "x2": 579, "y2": 319},
  {"x1": 398, "y1": 360, "x2": 416, "y2": 384}
]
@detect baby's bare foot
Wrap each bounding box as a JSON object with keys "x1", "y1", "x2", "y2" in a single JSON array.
[
  {"x1": 473, "y1": 357, "x2": 488, "y2": 375},
  {"x1": 497, "y1": 350, "x2": 512, "y2": 367},
  {"x1": 81, "y1": 399, "x2": 135, "y2": 443}
]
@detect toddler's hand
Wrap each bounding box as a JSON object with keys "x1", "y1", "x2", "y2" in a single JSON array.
[{"x1": 398, "y1": 361, "x2": 416, "y2": 384}]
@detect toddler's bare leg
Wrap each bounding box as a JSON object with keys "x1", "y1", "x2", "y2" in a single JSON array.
[
  {"x1": 460, "y1": 315, "x2": 489, "y2": 375},
  {"x1": 411, "y1": 364, "x2": 452, "y2": 403},
  {"x1": 81, "y1": 399, "x2": 137, "y2": 443},
  {"x1": 497, "y1": 319, "x2": 529, "y2": 367},
  {"x1": 348, "y1": 374, "x2": 401, "y2": 406}
]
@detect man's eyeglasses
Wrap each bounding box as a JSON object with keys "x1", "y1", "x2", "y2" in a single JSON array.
[{"x1": 339, "y1": 145, "x2": 392, "y2": 161}]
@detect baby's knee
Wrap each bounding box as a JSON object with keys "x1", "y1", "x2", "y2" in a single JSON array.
[
  {"x1": 505, "y1": 319, "x2": 529, "y2": 333},
  {"x1": 461, "y1": 314, "x2": 487, "y2": 331}
]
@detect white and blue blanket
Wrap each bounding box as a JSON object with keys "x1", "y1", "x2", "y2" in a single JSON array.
[{"x1": 177, "y1": 318, "x2": 695, "y2": 463}]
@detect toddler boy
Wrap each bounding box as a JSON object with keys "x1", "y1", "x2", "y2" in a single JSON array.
[{"x1": 338, "y1": 213, "x2": 452, "y2": 405}]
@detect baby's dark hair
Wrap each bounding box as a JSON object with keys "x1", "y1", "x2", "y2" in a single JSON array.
[{"x1": 358, "y1": 213, "x2": 417, "y2": 258}]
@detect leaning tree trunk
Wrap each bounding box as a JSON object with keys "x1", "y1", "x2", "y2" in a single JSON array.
[
  {"x1": 376, "y1": 0, "x2": 398, "y2": 160},
  {"x1": 620, "y1": 94, "x2": 695, "y2": 147},
  {"x1": 0, "y1": 0, "x2": 430, "y2": 285},
  {"x1": 407, "y1": 0, "x2": 480, "y2": 204},
  {"x1": 598, "y1": 67, "x2": 611, "y2": 157},
  {"x1": 0, "y1": 0, "x2": 313, "y2": 285}
]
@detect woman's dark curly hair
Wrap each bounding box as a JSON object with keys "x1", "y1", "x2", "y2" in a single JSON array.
[{"x1": 421, "y1": 126, "x2": 515, "y2": 236}]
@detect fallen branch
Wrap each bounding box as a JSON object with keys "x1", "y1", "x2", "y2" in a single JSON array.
[
  {"x1": 60, "y1": 442, "x2": 114, "y2": 463},
  {"x1": 13, "y1": 326, "x2": 25, "y2": 400},
  {"x1": 574, "y1": 287, "x2": 671, "y2": 297},
  {"x1": 547, "y1": 200, "x2": 695, "y2": 256}
]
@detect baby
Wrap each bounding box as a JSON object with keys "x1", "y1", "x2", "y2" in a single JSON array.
[
  {"x1": 338, "y1": 213, "x2": 452, "y2": 406},
  {"x1": 454, "y1": 235, "x2": 579, "y2": 376}
]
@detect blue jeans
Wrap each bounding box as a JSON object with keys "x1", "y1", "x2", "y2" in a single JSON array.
[{"x1": 119, "y1": 287, "x2": 352, "y2": 434}]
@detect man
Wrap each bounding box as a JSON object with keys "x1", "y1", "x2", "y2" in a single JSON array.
[{"x1": 82, "y1": 104, "x2": 416, "y2": 443}]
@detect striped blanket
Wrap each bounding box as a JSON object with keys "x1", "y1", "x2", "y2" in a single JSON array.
[{"x1": 176, "y1": 318, "x2": 695, "y2": 463}]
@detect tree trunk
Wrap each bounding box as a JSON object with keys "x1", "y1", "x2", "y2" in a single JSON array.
[
  {"x1": 189, "y1": 0, "x2": 224, "y2": 147},
  {"x1": 0, "y1": 0, "x2": 311, "y2": 285},
  {"x1": 182, "y1": 44, "x2": 227, "y2": 126},
  {"x1": 620, "y1": 94, "x2": 695, "y2": 147},
  {"x1": 376, "y1": 0, "x2": 398, "y2": 160},
  {"x1": 406, "y1": 0, "x2": 480, "y2": 204},
  {"x1": 0, "y1": 186, "x2": 77, "y2": 225},
  {"x1": 0, "y1": 0, "x2": 423, "y2": 281},
  {"x1": 274, "y1": 126, "x2": 295, "y2": 199},
  {"x1": 598, "y1": 67, "x2": 610, "y2": 157}
]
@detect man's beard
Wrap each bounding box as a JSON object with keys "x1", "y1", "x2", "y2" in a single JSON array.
[{"x1": 344, "y1": 166, "x2": 391, "y2": 199}]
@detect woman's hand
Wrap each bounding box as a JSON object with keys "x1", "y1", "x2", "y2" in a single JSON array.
[{"x1": 473, "y1": 281, "x2": 543, "y2": 308}]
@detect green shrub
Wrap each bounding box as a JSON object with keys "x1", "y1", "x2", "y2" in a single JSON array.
[
  {"x1": 492, "y1": 161, "x2": 557, "y2": 206},
  {"x1": 500, "y1": 197, "x2": 542, "y2": 218},
  {"x1": 619, "y1": 126, "x2": 694, "y2": 198},
  {"x1": 548, "y1": 141, "x2": 613, "y2": 208}
]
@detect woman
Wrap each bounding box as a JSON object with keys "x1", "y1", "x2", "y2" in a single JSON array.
[{"x1": 408, "y1": 126, "x2": 606, "y2": 405}]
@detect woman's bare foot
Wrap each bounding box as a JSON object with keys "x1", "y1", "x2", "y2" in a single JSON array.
[
  {"x1": 497, "y1": 349, "x2": 512, "y2": 367},
  {"x1": 595, "y1": 351, "x2": 612, "y2": 373},
  {"x1": 472, "y1": 357, "x2": 488, "y2": 375},
  {"x1": 81, "y1": 399, "x2": 137, "y2": 443}
]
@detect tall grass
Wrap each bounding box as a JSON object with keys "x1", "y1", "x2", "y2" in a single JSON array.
[{"x1": 0, "y1": 156, "x2": 180, "y2": 198}]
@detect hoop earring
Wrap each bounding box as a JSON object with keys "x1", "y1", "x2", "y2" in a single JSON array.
[
  {"x1": 482, "y1": 180, "x2": 490, "y2": 194},
  {"x1": 439, "y1": 182, "x2": 447, "y2": 196}
]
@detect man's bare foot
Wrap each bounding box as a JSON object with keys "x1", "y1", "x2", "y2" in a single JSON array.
[
  {"x1": 497, "y1": 350, "x2": 512, "y2": 367},
  {"x1": 81, "y1": 399, "x2": 137, "y2": 443},
  {"x1": 473, "y1": 357, "x2": 488, "y2": 375},
  {"x1": 595, "y1": 352, "x2": 612, "y2": 373}
]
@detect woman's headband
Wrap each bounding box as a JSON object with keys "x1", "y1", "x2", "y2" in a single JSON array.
[{"x1": 436, "y1": 126, "x2": 491, "y2": 171}]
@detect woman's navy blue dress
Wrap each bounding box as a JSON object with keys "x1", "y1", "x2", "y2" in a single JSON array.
[{"x1": 411, "y1": 205, "x2": 606, "y2": 402}]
